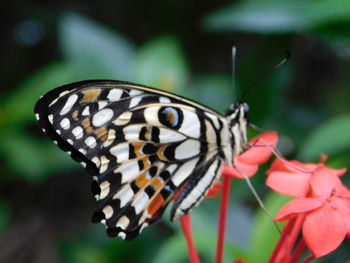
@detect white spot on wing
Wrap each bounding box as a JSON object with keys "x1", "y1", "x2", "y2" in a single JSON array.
[
  {"x1": 72, "y1": 126, "x2": 83, "y2": 139},
  {"x1": 60, "y1": 118, "x2": 70, "y2": 129},
  {"x1": 159, "y1": 96, "x2": 171, "y2": 103},
  {"x1": 174, "y1": 139, "x2": 200, "y2": 159},
  {"x1": 110, "y1": 143, "x2": 129, "y2": 163},
  {"x1": 92, "y1": 156, "x2": 101, "y2": 167},
  {"x1": 79, "y1": 148, "x2": 87, "y2": 154},
  {"x1": 100, "y1": 181, "x2": 110, "y2": 199},
  {"x1": 100, "y1": 155, "x2": 110, "y2": 173},
  {"x1": 172, "y1": 158, "x2": 199, "y2": 186},
  {"x1": 129, "y1": 90, "x2": 143, "y2": 96},
  {"x1": 179, "y1": 110, "x2": 200, "y2": 138},
  {"x1": 35, "y1": 113, "x2": 40, "y2": 120},
  {"x1": 113, "y1": 111, "x2": 132, "y2": 126},
  {"x1": 85, "y1": 136, "x2": 97, "y2": 148},
  {"x1": 92, "y1": 108, "x2": 114, "y2": 127},
  {"x1": 107, "y1": 89, "x2": 123, "y2": 101},
  {"x1": 158, "y1": 127, "x2": 186, "y2": 143},
  {"x1": 103, "y1": 129, "x2": 115, "y2": 147},
  {"x1": 118, "y1": 232, "x2": 126, "y2": 239},
  {"x1": 60, "y1": 94, "x2": 78, "y2": 115},
  {"x1": 144, "y1": 106, "x2": 160, "y2": 125},
  {"x1": 132, "y1": 192, "x2": 149, "y2": 214},
  {"x1": 48, "y1": 114, "x2": 53, "y2": 123},
  {"x1": 123, "y1": 125, "x2": 142, "y2": 141},
  {"x1": 102, "y1": 205, "x2": 113, "y2": 219},
  {"x1": 98, "y1": 101, "x2": 108, "y2": 109},
  {"x1": 82, "y1": 106, "x2": 90, "y2": 116},
  {"x1": 129, "y1": 96, "x2": 142, "y2": 108},
  {"x1": 113, "y1": 185, "x2": 134, "y2": 207},
  {"x1": 116, "y1": 216, "x2": 130, "y2": 229},
  {"x1": 115, "y1": 160, "x2": 140, "y2": 184}
]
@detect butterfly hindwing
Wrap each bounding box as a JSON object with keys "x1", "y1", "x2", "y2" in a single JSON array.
[{"x1": 34, "y1": 80, "x2": 228, "y2": 240}]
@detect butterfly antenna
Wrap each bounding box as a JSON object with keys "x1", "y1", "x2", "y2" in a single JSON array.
[
  {"x1": 241, "y1": 51, "x2": 291, "y2": 101},
  {"x1": 231, "y1": 42, "x2": 240, "y2": 101}
]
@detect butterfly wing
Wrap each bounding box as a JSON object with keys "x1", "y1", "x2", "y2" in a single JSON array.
[{"x1": 34, "y1": 80, "x2": 229, "y2": 240}]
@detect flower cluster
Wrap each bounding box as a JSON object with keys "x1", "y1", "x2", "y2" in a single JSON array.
[{"x1": 178, "y1": 132, "x2": 350, "y2": 263}]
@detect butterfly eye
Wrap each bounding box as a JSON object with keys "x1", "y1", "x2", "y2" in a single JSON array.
[{"x1": 242, "y1": 103, "x2": 250, "y2": 123}]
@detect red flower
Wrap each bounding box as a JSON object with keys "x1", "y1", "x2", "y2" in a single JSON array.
[
  {"x1": 266, "y1": 155, "x2": 346, "y2": 197},
  {"x1": 222, "y1": 131, "x2": 278, "y2": 178},
  {"x1": 206, "y1": 180, "x2": 222, "y2": 198},
  {"x1": 274, "y1": 165, "x2": 350, "y2": 257}
]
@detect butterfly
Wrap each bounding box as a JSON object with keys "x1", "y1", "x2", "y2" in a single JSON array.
[{"x1": 34, "y1": 80, "x2": 250, "y2": 240}]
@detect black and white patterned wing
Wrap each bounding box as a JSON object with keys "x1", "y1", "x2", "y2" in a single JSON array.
[{"x1": 34, "y1": 80, "x2": 229, "y2": 240}]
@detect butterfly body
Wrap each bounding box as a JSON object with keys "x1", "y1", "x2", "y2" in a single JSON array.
[{"x1": 34, "y1": 80, "x2": 249, "y2": 240}]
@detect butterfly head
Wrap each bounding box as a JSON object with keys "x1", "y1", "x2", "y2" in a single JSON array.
[{"x1": 225, "y1": 102, "x2": 250, "y2": 158}]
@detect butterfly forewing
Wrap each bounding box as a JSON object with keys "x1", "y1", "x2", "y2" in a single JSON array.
[{"x1": 34, "y1": 80, "x2": 230, "y2": 240}]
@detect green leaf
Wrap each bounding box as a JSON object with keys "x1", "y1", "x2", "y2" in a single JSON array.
[
  {"x1": 298, "y1": 114, "x2": 350, "y2": 161},
  {"x1": 0, "y1": 132, "x2": 79, "y2": 181},
  {"x1": 132, "y1": 35, "x2": 188, "y2": 92},
  {"x1": 250, "y1": 192, "x2": 291, "y2": 263},
  {"x1": 204, "y1": 0, "x2": 350, "y2": 34},
  {"x1": 59, "y1": 13, "x2": 135, "y2": 79},
  {"x1": 0, "y1": 62, "x2": 77, "y2": 128}
]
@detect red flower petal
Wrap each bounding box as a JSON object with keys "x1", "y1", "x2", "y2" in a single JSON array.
[
  {"x1": 310, "y1": 167, "x2": 343, "y2": 197},
  {"x1": 332, "y1": 197, "x2": 350, "y2": 234},
  {"x1": 206, "y1": 179, "x2": 221, "y2": 198},
  {"x1": 222, "y1": 161, "x2": 258, "y2": 179},
  {"x1": 238, "y1": 131, "x2": 278, "y2": 165},
  {"x1": 303, "y1": 203, "x2": 347, "y2": 257},
  {"x1": 266, "y1": 171, "x2": 310, "y2": 197},
  {"x1": 275, "y1": 197, "x2": 324, "y2": 221},
  {"x1": 266, "y1": 158, "x2": 315, "y2": 176}
]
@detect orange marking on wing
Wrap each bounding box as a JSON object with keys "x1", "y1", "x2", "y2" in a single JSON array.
[
  {"x1": 150, "y1": 177, "x2": 164, "y2": 191},
  {"x1": 132, "y1": 142, "x2": 145, "y2": 157},
  {"x1": 72, "y1": 110, "x2": 79, "y2": 121},
  {"x1": 147, "y1": 194, "x2": 165, "y2": 217},
  {"x1": 157, "y1": 145, "x2": 168, "y2": 161},
  {"x1": 81, "y1": 89, "x2": 101, "y2": 102},
  {"x1": 141, "y1": 156, "x2": 151, "y2": 170},
  {"x1": 144, "y1": 127, "x2": 151, "y2": 140},
  {"x1": 135, "y1": 171, "x2": 149, "y2": 189},
  {"x1": 94, "y1": 126, "x2": 108, "y2": 141},
  {"x1": 82, "y1": 117, "x2": 93, "y2": 133}
]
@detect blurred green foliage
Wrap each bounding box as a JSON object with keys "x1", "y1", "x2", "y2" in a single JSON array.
[{"x1": 1, "y1": 0, "x2": 350, "y2": 262}]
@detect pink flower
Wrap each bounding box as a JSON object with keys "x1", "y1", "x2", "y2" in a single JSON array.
[
  {"x1": 274, "y1": 165, "x2": 350, "y2": 257},
  {"x1": 222, "y1": 131, "x2": 278, "y2": 178},
  {"x1": 266, "y1": 155, "x2": 346, "y2": 197}
]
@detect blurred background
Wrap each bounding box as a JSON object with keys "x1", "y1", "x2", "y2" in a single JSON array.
[{"x1": 0, "y1": 0, "x2": 350, "y2": 262}]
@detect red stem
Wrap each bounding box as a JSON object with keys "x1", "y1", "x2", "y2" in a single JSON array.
[
  {"x1": 179, "y1": 214, "x2": 201, "y2": 263},
  {"x1": 289, "y1": 238, "x2": 306, "y2": 263},
  {"x1": 301, "y1": 255, "x2": 315, "y2": 263},
  {"x1": 268, "y1": 215, "x2": 305, "y2": 263},
  {"x1": 215, "y1": 174, "x2": 231, "y2": 263}
]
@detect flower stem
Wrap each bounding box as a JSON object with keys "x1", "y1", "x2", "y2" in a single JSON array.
[
  {"x1": 179, "y1": 214, "x2": 201, "y2": 263},
  {"x1": 268, "y1": 215, "x2": 305, "y2": 263},
  {"x1": 302, "y1": 255, "x2": 315, "y2": 263},
  {"x1": 289, "y1": 238, "x2": 306, "y2": 263},
  {"x1": 215, "y1": 174, "x2": 231, "y2": 263}
]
